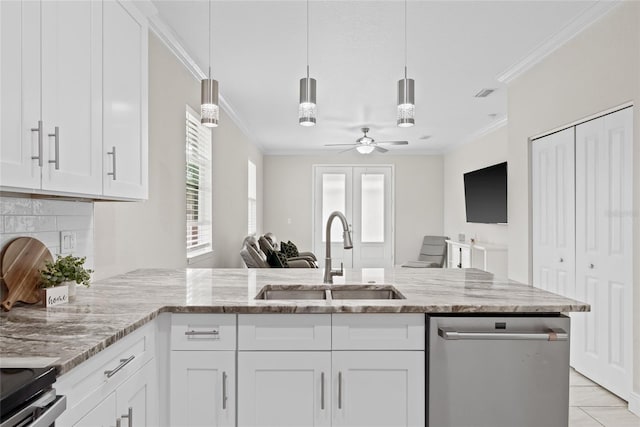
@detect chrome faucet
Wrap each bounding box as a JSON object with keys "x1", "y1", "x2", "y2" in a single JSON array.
[{"x1": 323, "y1": 211, "x2": 353, "y2": 284}]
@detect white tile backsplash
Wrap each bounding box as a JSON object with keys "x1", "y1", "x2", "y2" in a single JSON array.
[{"x1": 0, "y1": 196, "x2": 94, "y2": 269}]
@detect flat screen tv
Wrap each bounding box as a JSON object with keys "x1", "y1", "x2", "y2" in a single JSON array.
[{"x1": 463, "y1": 162, "x2": 507, "y2": 224}]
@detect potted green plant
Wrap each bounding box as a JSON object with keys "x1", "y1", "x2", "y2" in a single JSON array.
[{"x1": 40, "y1": 255, "x2": 94, "y2": 303}]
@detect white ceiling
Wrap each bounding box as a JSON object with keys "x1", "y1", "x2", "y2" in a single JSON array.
[{"x1": 148, "y1": 0, "x2": 602, "y2": 155}]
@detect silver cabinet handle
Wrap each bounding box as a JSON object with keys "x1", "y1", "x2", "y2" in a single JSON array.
[
  {"x1": 31, "y1": 120, "x2": 43, "y2": 166},
  {"x1": 120, "y1": 407, "x2": 132, "y2": 427},
  {"x1": 320, "y1": 372, "x2": 325, "y2": 410},
  {"x1": 104, "y1": 355, "x2": 135, "y2": 378},
  {"x1": 559, "y1": 258, "x2": 564, "y2": 263},
  {"x1": 438, "y1": 327, "x2": 568, "y2": 341},
  {"x1": 338, "y1": 371, "x2": 342, "y2": 409},
  {"x1": 184, "y1": 329, "x2": 220, "y2": 336},
  {"x1": 222, "y1": 371, "x2": 228, "y2": 410},
  {"x1": 48, "y1": 126, "x2": 60, "y2": 170},
  {"x1": 107, "y1": 146, "x2": 117, "y2": 180},
  {"x1": 589, "y1": 263, "x2": 594, "y2": 269}
]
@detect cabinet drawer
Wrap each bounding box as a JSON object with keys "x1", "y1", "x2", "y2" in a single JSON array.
[
  {"x1": 332, "y1": 314, "x2": 425, "y2": 350},
  {"x1": 238, "y1": 314, "x2": 331, "y2": 350},
  {"x1": 171, "y1": 314, "x2": 236, "y2": 351},
  {"x1": 56, "y1": 322, "x2": 155, "y2": 414}
]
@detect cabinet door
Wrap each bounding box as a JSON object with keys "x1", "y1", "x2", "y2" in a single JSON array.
[
  {"x1": 73, "y1": 392, "x2": 116, "y2": 427},
  {"x1": 40, "y1": 0, "x2": 102, "y2": 195},
  {"x1": 0, "y1": 0, "x2": 41, "y2": 189},
  {"x1": 170, "y1": 351, "x2": 235, "y2": 427},
  {"x1": 116, "y1": 359, "x2": 159, "y2": 427},
  {"x1": 531, "y1": 127, "x2": 575, "y2": 298},
  {"x1": 238, "y1": 351, "x2": 331, "y2": 427},
  {"x1": 332, "y1": 351, "x2": 424, "y2": 427},
  {"x1": 574, "y1": 107, "x2": 633, "y2": 400},
  {"x1": 102, "y1": 0, "x2": 148, "y2": 199}
]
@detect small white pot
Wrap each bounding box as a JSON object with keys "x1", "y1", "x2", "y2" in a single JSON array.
[
  {"x1": 41, "y1": 285, "x2": 68, "y2": 307},
  {"x1": 66, "y1": 280, "x2": 77, "y2": 302}
]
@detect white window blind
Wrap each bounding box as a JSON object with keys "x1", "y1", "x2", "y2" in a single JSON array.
[
  {"x1": 186, "y1": 106, "x2": 212, "y2": 258},
  {"x1": 248, "y1": 160, "x2": 257, "y2": 235}
]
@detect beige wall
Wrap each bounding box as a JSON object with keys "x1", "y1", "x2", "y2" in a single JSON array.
[
  {"x1": 263, "y1": 153, "x2": 444, "y2": 265},
  {"x1": 94, "y1": 32, "x2": 263, "y2": 277},
  {"x1": 506, "y1": 1, "x2": 640, "y2": 404},
  {"x1": 443, "y1": 126, "x2": 508, "y2": 248}
]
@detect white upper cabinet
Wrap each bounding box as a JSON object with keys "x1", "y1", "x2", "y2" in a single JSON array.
[
  {"x1": 102, "y1": 0, "x2": 148, "y2": 200},
  {"x1": 0, "y1": 1, "x2": 41, "y2": 189},
  {"x1": 41, "y1": 0, "x2": 103, "y2": 195},
  {"x1": 0, "y1": 0, "x2": 148, "y2": 200}
]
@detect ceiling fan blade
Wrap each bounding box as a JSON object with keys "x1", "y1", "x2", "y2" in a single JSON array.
[
  {"x1": 324, "y1": 143, "x2": 358, "y2": 147},
  {"x1": 376, "y1": 140, "x2": 409, "y2": 145},
  {"x1": 374, "y1": 146, "x2": 389, "y2": 153},
  {"x1": 339, "y1": 147, "x2": 358, "y2": 154}
]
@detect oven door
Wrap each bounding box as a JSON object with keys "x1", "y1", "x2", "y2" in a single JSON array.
[{"x1": 0, "y1": 389, "x2": 66, "y2": 427}]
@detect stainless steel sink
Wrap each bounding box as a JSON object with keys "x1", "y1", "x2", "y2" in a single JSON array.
[
  {"x1": 330, "y1": 285, "x2": 405, "y2": 300},
  {"x1": 254, "y1": 285, "x2": 329, "y2": 300},
  {"x1": 254, "y1": 284, "x2": 405, "y2": 300}
]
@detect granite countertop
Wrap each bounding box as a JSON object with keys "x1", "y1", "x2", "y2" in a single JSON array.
[{"x1": 0, "y1": 268, "x2": 589, "y2": 374}]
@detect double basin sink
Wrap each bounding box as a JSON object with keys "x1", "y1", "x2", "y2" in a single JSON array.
[{"x1": 255, "y1": 284, "x2": 405, "y2": 301}]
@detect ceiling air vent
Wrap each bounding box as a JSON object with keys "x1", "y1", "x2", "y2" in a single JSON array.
[{"x1": 474, "y1": 88, "x2": 495, "y2": 98}]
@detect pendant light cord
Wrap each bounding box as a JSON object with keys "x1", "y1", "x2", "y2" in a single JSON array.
[
  {"x1": 208, "y1": 0, "x2": 212, "y2": 79},
  {"x1": 306, "y1": 0, "x2": 310, "y2": 79},
  {"x1": 404, "y1": 0, "x2": 407, "y2": 79}
]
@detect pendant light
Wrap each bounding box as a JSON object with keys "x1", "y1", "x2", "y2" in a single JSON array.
[
  {"x1": 299, "y1": 0, "x2": 316, "y2": 126},
  {"x1": 201, "y1": 0, "x2": 219, "y2": 127},
  {"x1": 397, "y1": 0, "x2": 415, "y2": 128}
]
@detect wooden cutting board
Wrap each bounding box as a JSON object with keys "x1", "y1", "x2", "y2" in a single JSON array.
[{"x1": 1, "y1": 237, "x2": 53, "y2": 311}]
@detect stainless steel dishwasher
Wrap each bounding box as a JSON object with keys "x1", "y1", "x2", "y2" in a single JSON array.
[{"x1": 428, "y1": 315, "x2": 570, "y2": 427}]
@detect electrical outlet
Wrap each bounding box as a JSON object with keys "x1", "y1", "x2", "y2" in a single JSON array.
[{"x1": 60, "y1": 231, "x2": 77, "y2": 253}]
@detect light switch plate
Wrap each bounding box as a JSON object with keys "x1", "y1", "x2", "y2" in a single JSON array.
[{"x1": 60, "y1": 231, "x2": 77, "y2": 253}]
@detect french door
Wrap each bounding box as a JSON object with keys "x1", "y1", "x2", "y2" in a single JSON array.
[{"x1": 313, "y1": 166, "x2": 394, "y2": 269}]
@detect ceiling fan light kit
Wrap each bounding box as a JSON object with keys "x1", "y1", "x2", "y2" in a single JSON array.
[
  {"x1": 201, "y1": 0, "x2": 219, "y2": 127},
  {"x1": 299, "y1": 0, "x2": 317, "y2": 127},
  {"x1": 356, "y1": 145, "x2": 375, "y2": 154}
]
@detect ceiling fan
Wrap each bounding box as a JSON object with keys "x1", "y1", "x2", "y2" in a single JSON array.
[{"x1": 325, "y1": 128, "x2": 409, "y2": 154}]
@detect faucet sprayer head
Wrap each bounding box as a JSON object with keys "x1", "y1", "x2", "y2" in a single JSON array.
[{"x1": 343, "y1": 230, "x2": 353, "y2": 249}]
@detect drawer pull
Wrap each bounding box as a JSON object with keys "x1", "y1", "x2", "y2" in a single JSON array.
[
  {"x1": 185, "y1": 329, "x2": 220, "y2": 337},
  {"x1": 104, "y1": 355, "x2": 135, "y2": 378}
]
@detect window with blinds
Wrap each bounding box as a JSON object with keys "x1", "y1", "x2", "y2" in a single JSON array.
[
  {"x1": 248, "y1": 160, "x2": 257, "y2": 235},
  {"x1": 186, "y1": 106, "x2": 212, "y2": 258}
]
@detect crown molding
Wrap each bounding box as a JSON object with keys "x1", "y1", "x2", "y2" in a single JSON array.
[
  {"x1": 443, "y1": 116, "x2": 508, "y2": 154},
  {"x1": 497, "y1": 1, "x2": 622, "y2": 84},
  {"x1": 140, "y1": 1, "x2": 263, "y2": 151}
]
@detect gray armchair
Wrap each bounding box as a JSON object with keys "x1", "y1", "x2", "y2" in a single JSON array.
[
  {"x1": 241, "y1": 235, "x2": 314, "y2": 268},
  {"x1": 402, "y1": 235, "x2": 449, "y2": 268},
  {"x1": 259, "y1": 233, "x2": 318, "y2": 267}
]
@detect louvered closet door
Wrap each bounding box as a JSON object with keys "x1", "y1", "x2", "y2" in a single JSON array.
[
  {"x1": 531, "y1": 127, "x2": 575, "y2": 299},
  {"x1": 574, "y1": 107, "x2": 633, "y2": 399}
]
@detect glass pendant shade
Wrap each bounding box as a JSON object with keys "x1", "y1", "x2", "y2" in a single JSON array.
[
  {"x1": 201, "y1": 78, "x2": 219, "y2": 128},
  {"x1": 299, "y1": 76, "x2": 317, "y2": 127},
  {"x1": 397, "y1": 77, "x2": 415, "y2": 128},
  {"x1": 356, "y1": 145, "x2": 375, "y2": 154}
]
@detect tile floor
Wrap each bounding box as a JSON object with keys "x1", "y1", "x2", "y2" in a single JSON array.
[{"x1": 569, "y1": 368, "x2": 640, "y2": 426}]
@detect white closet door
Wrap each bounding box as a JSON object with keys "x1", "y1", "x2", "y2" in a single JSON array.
[
  {"x1": 531, "y1": 127, "x2": 575, "y2": 298},
  {"x1": 574, "y1": 107, "x2": 633, "y2": 399}
]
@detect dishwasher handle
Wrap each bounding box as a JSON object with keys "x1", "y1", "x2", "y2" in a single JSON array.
[{"x1": 438, "y1": 327, "x2": 568, "y2": 341}]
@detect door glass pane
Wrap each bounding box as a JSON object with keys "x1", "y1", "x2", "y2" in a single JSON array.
[
  {"x1": 361, "y1": 174, "x2": 384, "y2": 243},
  {"x1": 322, "y1": 174, "x2": 346, "y2": 242}
]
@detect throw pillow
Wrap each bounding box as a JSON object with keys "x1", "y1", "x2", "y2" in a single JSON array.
[
  {"x1": 267, "y1": 249, "x2": 288, "y2": 268},
  {"x1": 281, "y1": 241, "x2": 299, "y2": 258}
]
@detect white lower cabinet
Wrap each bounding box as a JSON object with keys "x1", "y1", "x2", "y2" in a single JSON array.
[
  {"x1": 238, "y1": 351, "x2": 332, "y2": 427},
  {"x1": 170, "y1": 351, "x2": 235, "y2": 427},
  {"x1": 74, "y1": 393, "x2": 116, "y2": 427},
  {"x1": 332, "y1": 351, "x2": 424, "y2": 427}
]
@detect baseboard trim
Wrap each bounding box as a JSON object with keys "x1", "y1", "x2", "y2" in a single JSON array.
[{"x1": 629, "y1": 391, "x2": 640, "y2": 416}]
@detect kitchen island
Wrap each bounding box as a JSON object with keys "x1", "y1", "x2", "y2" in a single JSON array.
[{"x1": 0, "y1": 268, "x2": 588, "y2": 427}]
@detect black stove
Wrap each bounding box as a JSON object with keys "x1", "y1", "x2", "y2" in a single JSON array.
[{"x1": 0, "y1": 367, "x2": 66, "y2": 427}]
